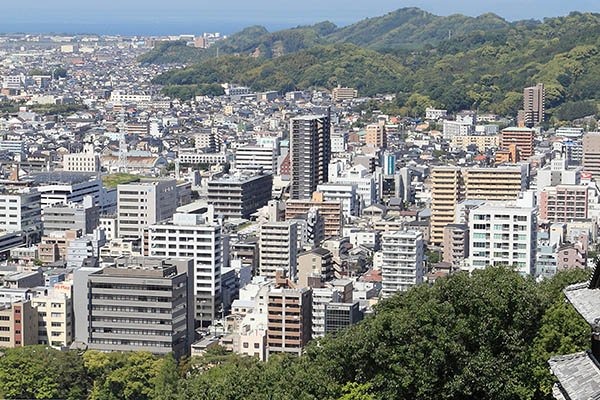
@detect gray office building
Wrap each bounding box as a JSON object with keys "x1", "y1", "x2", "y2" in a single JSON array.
[
  {"x1": 42, "y1": 199, "x2": 99, "y2": 236},
  {"x1": 207, "y1": 171, "x2": 272, "y2": 220},
  {"x1": 290, "y1": 112, "x2": 331, "y2": 200},
  {"x1": 117, "y1": 179, "x2": 177, "y2": 239},
  {"x1": 85, "y1": 256, "x2": 194, "y2": 356}
]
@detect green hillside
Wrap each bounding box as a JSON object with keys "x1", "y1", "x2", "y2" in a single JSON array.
[
  {"x1": 138, "y1": 40, "x2": 203, "y2": 64},
  {"x1": 325, "y1": 8, "x2": 511, "y2": 49},
  {"x1": 153, "y1": 11, "x2": 600, "y2": 121},
  {"x1": 139, "y1": 8, "x2": 519, "y2": 63},
  {"x1": 152, "y1": 43, "x2": 409, "y2": 97}
]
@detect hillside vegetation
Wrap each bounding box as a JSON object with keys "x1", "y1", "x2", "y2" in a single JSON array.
[
  {"x1": 152, "y1": 44, "x2": 408, "y2": 97},
  {"x1": 153, "y1": 11, "x2": 600, "y2": 121},
  {"x1": 139, "y1": 7, "x2": 519, "y2": 64},
  {"x1": 0, "y1": 267, "x2": 590, "y2": 400},
  {"x1": 138, "y1": 40, "x2": 203, "y2": 64}
]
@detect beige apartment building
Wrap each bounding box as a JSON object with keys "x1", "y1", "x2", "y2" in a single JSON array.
[
  {"x1": 430, "y1": 167, "x2": 464, "y2": 245},
  {"x1": 365, "y1": 122, "x2": 387, "y2": 148},
  {"x1": 0, "y1": 300, "x2": 38, "y2": 348},
  {"x1": 31, "y1": 286, "x2": 73, "y2": 347},
  {"x1": 285, "y1": 193, "x2": 342, "y2": 237},
  {"x1": 431, "y1": 165, "x2": 527, "y2": 245},
  {"x1": 451, "y1": 135, "x2": 499, "y2": 152},
  {"x1": 463, "y1": 166, "x2": 527, "y2": 200},
  {"x1": 297, "y1": 248, "x2": 334, "y2": 287},
  {"x1": 442, "y1": 224, "x2": 469, "y2": 268},
  {"x1": 332, "y1": 86, "x2": 358, "y2": 101},
  {"x1": 583, "y1": 132, "x2": 600, "y2": 180},
  {"x1": 62, "y1": 144, "x2": 100, "y2": 172}
]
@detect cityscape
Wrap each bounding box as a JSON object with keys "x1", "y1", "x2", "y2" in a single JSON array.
[{"x1": 0, "y1": 4, "x2": 599, "y2": 400}]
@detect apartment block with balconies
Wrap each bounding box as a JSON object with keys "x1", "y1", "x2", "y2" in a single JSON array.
[
  {"x1": 467, "y1": 200, "x2": 536, "y2": 276},
  {"x1": 540, "y1": 185, "x2": 588, "y2": 223},
  {"x1": 259, "y1": 221, "x2": 297, "y2": 279},
  {"x1": 266, "y1": 286, "x2": 312, "y2": 358},
  {"x1": 430, "y1": 167, "x2": 464, "y2": 245},
  {"x1": 381, "y1": 230, "x2": 424, "y2": 298}
]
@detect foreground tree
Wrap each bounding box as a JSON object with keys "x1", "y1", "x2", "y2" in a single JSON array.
[{"x1": 0, "y1": 346, "x2": 88, "y2": 400}]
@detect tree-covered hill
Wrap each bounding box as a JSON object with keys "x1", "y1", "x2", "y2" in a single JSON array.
[
  {"x1": 152, "y1": 43, "x2": 409, "y2": 97},
  {"x1": 153, "y1": 11, "x2": 600, "y2": 121},
  {"x1": 0, "y1": 267, "x2": 591, "y2": 400},
  {"x1": 325, "y1": 8, "x2": 511, "y2": 49},
  {"x1": 138, "y1": 40, "x2": 203, "y2": 64},
  {"x1": 138, "y1": 7, "x2": 518, "y2": 64}
]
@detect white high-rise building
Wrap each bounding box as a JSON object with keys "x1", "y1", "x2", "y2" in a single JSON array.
[
  {"x1": 331, "y1": 131, "x2": 347, "y2": 153},
  {"x1": 311, "y1": 287, "x2": 342, "y2": 339},
  {"x1": 330, "y1": 165, "x2": 376, "y2": 207},
  {"x1": 234, "y1": 145, "x2": 278, "y2": 174},
  {"x1": 467, "y1": 195, "x2": 537, "y2": 276},
  {"x1": 117, "y1": 179, "x2": 177, "y2": 239},
  {"x1": 317, "y1": 183, "x2": 358, "y2": 218},
  {"x1": 381, "y1": 230, "x2": 424, "y2": 298},
  {"x1": 443, "y1": 120, "x2": 472, "y2": 139},
  {"x1": 149, "y1": 213, "x2": 222, "y2": 326},
  {"x1": 259, "y1": 221, "x2": 297, "y2": 279},
  {"x1": 0, "y1": 188, "x2": 42, "y2": 244},
  {"x1": 0, "y1": 188, "x2": 41, "y2": 233}
]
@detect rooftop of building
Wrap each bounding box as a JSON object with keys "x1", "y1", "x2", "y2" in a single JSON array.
[
  {"x1": 92, "y1": 264, "x2": 179, "y2": 279},
  {"x1": 292, "y1": 114, "x2": 328, "y2": 121},
  {"x1": 208, "y1": 171, "x2": 272, "y2": 185},
  {"x1": 548, "y1": 351, "x2": 600, "y2": 400},
  {"x1": 29, "y1": 171, "x2": 98, "y2": 185},
  {"x1": 502, "y1": 127, "x2": 535, "y2": 132},
  {"x1": 117, "y1": 177, "x2": 175, "y2": 187},
  {"x1": 298, "y1": 248, "x2": 331, "y2": 257},
  {"x1": 564, "y1": 281, "x2": 600, "y2": 329}
]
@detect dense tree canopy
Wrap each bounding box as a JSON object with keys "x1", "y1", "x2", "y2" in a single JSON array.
[{"x1": 0, "y1": 267, "x2": 591, "y2": 400}]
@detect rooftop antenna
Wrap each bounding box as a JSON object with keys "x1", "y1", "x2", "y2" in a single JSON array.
[{"x1": 118, "y1": 107, "x2": 128, "y2": 172}]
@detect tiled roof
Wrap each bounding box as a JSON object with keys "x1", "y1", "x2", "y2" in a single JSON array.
[
  {"x1": 564, "y1": 283, "x2": 600, "y2": 329},
  {"x1": 549, "y1": 351, "x2": 600, "y2": 400}
]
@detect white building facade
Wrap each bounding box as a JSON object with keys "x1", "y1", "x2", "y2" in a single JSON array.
[{"x1": 381, "y1": 230, "x2": 424, "y2": 298}]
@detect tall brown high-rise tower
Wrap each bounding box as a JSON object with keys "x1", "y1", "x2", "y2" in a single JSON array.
[{"x1": 521, "y1": 83, "x2": 545, "y2": 125}]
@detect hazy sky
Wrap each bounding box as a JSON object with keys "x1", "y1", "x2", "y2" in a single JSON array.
[{"x1": 3, "y1": 0, "x2": 600, "y2": 35}]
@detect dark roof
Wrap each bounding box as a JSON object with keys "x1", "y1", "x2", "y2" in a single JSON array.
[
  {"x1": 300, "y1": 247, "x2": 331, "y2": 257},
  {"x1": 564, "y1": 282, "x2": 600, "y2": 329},
  {"x1": 549, "y1": 351, "x2": 600, "y2": 400}
]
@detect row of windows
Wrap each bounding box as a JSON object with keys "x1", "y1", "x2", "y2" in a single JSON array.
[
  {"x1": 90, "y1": 339, "x2": 173, "y2": 347},
  {"x1": 92, "y1": 306, "x2": 173, "y2": 314},
  {"x1": 92, "y1": 328, "x2": 175, "y2": 336},
  {"x1": 92, "y1": 317, "x2": 175, "y2": 325}
]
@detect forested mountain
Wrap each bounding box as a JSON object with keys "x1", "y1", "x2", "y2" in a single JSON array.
[
  {"x1": 138, "y1": 40, "x2": 203, "y2": 64},
  {"x1": 152, "y1": 44, "x2": 408, "y2": 97},
  {"x1": 139, "y1": 7, "x2": 519, "y2": 64},
  {"x1": 0, "y1": 268, "x2": 590, "y2": 400},
  {"x1": 325, "y1": 8, "x2": 511, "y2": 49},
  {"x1": 153, "y1": 11, "x2": 600, "y2": 121}
]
